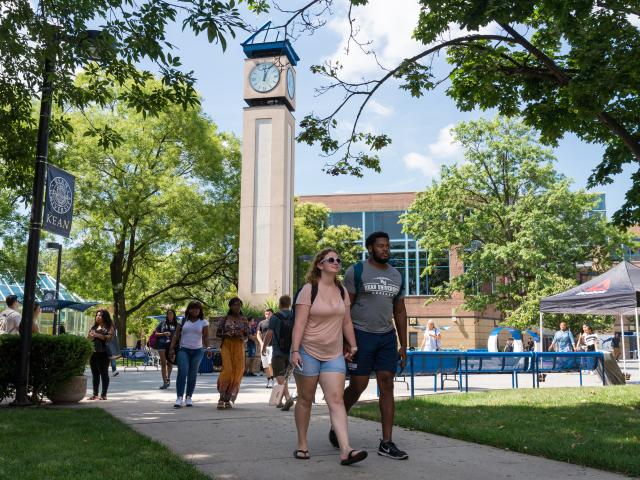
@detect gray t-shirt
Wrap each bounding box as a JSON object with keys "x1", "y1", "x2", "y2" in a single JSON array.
[{"x1": 343, "y1": 261, "x2": 404, "y2": 333}]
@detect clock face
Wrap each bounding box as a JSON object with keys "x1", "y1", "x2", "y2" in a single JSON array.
[
  {"x1": 249, "y1": 62, "x2": 280, "y2": 93},
  {"x1": 286, "y1": 68, "x2": 295, "y2": 99}
]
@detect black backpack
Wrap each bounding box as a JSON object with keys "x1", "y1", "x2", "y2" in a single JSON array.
[{"x1": 281, "y1": 282, "x2": 345, "y2": 354}]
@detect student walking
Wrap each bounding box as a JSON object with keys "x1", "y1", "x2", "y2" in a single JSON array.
[
  {"x1": 156, "y1": 309, "x2": 178, "y2": 389},
  {"x1": 257, "y1": 309, "x2": 274, "y2": 387},
  {"x1": 263, "y1": 295, "x2": 295, "y2": 410},
  {"x1": 169, "y1": 301, "x2": 211, "y2": 408},
  {"x1": 291, "y1": 248, "x2": 367, "y2": 465},
  {"x1": 216, "y1": 297, "x2": 249, "y2": 409},
  {"x1": 337, "y1": 231, "x2": 409, "y2": 460},
  {"x1": 87, "y1": 309, "x2": 115, "y2": 400}
]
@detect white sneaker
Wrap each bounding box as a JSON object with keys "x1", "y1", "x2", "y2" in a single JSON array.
[
  {"x1": 174, "y1": 397, "x2": 184, "y2": 409},
  {"x1": 185, "y1": 397, "x2": 193, "y2": 407}
]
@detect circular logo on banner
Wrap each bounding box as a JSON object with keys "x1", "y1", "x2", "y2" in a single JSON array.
[{"x1": 49, "y1": 176, "x2": 73, "y2": 214}]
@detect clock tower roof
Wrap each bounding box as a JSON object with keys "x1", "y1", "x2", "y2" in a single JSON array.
[{"x1": 241, "y1": 21, "x2": 300, "y2": 66}]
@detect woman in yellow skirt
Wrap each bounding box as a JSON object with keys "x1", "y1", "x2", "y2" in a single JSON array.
[{"x1": 216, "y1": 297, "x2": 249, "y2": 409}]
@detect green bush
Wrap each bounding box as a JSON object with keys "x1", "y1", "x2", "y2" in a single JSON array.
[{"x1": 0, "y1": 334, "x2": 93, "y2": 402}]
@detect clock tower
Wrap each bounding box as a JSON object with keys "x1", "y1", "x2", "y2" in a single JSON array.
[{"x1": 238, "y1": 23, "x2": 299, "y2": 306}]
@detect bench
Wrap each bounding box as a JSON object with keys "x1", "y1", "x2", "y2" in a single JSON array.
[
  {"x1": 405, "y1": 351, "x2": 605, "y2": 397},
  {"x1": 461, "y1": 352, "x2": 534, "y2": 391},
  {"x1": 534, "y1": 351, "x2": 605, "y2": 387},
  {"x1": 406, "y1": 351, "x2": 464, "y2": 396}
]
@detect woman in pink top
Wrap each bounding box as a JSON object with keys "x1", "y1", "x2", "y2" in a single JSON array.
[{"x1": 291, "y1": 248, "x2": 367, "y2": 466}]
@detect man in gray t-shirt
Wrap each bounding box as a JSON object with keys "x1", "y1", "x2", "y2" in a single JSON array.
[
  {"x1": 330, "y1": 231, "x2": 409, "y2": 460},
  {"x1": 343, "y1": 261, "x2": 404, "y2": 334}
]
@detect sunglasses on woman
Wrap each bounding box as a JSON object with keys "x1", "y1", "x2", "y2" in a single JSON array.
[{"x1": 321, "y1": 257, "x2": 341, "y2": 264}]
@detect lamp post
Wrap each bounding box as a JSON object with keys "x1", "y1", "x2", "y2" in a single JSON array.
[
  {"x1": 14, "y1": 47, "x2": 57, "y2": 405},
  {"x1": 14, "y1": 28, "x2": 104, "y2": 405},
  {"x1": 46, "y1": 242, "x2": 62, "y2": 335}
]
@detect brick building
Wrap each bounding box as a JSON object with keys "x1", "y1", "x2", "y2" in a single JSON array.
[{"x1": 298, "y1": 192, "x2": 503, "y2": 350}]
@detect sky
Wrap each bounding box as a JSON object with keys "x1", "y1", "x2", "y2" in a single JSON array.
[{"x1": 155, "y1": 0, "x2": 632, "y2": 218}]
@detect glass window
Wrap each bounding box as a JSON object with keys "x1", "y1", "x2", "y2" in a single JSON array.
[
  {"x1": 390, "y1": 240, "x2": 406, "y2": 250},
  {"x1": 409, "y1": 332, "x2": 418, "y2": 349},
  {"x1": 389, "y1": 251, "x2": 407, "y2": 295},
  {"x1": 407, "y1": 251, "x2": 417, "y2": 296},
  {"x1": 365, "y1": 211, "x2": 404, "y2": 240},
  {"x1": 419, "y1": 251, "x2": 450, "y2": 295},
  {"x1": 328, "y1": 212, "x2": 362, "y2": 230}
]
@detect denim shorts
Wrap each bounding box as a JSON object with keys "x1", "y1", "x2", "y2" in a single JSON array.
[{"x1": 294, "y1": 345, "x2": 346, "y2": 376}]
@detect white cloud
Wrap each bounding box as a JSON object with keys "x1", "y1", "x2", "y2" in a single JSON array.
[
  {"x1": 367, "y1": 100, "x2": 393, "y2": 117},
  {"x1": 403, "y1": 152, "x2": 440, "y2": 178},
  {"x1": 325, "y1": 0, "x2": 501, "y2": 81},
  {"x1": 402, "y1": 124, "x2": 464, "y2": 178},
  {"x1": 427, "y1": 124, "x2": 462, "y2": 158},
  {"x1": 326, "y1": 0, "x2": 423, "y2": 81}
]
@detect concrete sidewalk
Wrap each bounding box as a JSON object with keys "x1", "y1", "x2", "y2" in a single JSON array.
[{"x1": 91, "y1": 369, "x2": 630, "y2": 480}]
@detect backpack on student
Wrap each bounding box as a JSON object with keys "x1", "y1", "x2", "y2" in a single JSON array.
[
  {"x1": 352, "y1": 261, "x2": 404, "y2": 304},
  {"x1": 280, "y1": 282, "x2": 346, "y2": 354}
]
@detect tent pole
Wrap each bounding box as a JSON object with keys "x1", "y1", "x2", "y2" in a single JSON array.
[
  {"x1": 635, "y1": 308, "x2": 640, "y2": 369},
  {"x1": 539, "y1": 312, "x2": 544, "y2": 352},
  {"x1": 620, "y1": 314, "x2": 627, "y2": 376}
]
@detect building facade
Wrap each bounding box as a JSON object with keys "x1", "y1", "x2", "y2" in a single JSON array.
[{"x1": 299, "y1": 192, "x2": 502, "y2": 350}]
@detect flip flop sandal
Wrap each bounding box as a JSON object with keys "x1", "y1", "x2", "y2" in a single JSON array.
[
  {"x1": 293, "y1": 449, "x2": 310, "y2": 460},
  {"x1": 340, "y1": 450, "x2": 368, "y2": 466},
  {"x1": 217, "y1": 401, "x2": 225, "y2": 409},
  {"x1": 87, "y1": 395, "x2": 99, "y2": 401}
]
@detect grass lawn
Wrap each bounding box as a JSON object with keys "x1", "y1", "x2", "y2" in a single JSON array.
[
  {"x1": 351, "y1": 385, "x2": 640, "y2": 477},
  {"x1": 0, "y1": 407, "x2": 211, "y2": 480}
]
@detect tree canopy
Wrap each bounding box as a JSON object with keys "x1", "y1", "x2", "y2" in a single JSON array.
[
  {"x1": 0, "y1": 0, "x2": 267, "y2": 200},
  {"x1": 294, "y1": 200, "x2": 362, "y2": 289},
  {"x1": 401, "y1": 117, "x2": 631, "y2": 330},
  {"x1": 51, "y1": 76, "x2": 241, "y2": 340},
  {"x1": 284, "y1": 0, "x2": 640, "y2": 225}
]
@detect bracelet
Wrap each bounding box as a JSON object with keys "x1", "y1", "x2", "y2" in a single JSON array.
[{"x1": 291, "y1": 350, "x2": 299, "y2": 353}]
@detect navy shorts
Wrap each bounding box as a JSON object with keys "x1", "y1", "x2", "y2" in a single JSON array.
[{"x1": 348, "y1": 329, "x2": 398, "y2": 376}]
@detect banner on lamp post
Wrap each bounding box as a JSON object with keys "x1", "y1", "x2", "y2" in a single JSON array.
[
  {"x1": 43, "y1": 164, "x2": 75, "y2": 238},
  {"x1": 41, "y1": 290, "x2": 56, "y2": 313}
]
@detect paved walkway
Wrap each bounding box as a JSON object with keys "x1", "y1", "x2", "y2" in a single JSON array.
[{"x1": 90, "y1": 367, "x2": 635, "y2": 480}]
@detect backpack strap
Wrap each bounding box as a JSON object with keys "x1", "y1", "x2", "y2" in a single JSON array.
[
  {"x1": 311, "y1": 283, "x2": 319, "y2": 305},
  {"x1": 354, "y1": 261, "x2": 364, "y2": 297}
]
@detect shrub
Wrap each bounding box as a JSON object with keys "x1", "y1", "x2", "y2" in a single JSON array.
[{"x1": 0, "y1": 334, "x2": 93, "y2": 402}]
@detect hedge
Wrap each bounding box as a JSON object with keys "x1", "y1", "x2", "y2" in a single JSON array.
[{"x1": 0, "y1": 334, "x2": 93, "y2": 402}]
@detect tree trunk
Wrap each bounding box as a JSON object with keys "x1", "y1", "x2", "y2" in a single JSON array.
[{"x1": 110, "y1": 236, "x2": 127, "y2": 348}]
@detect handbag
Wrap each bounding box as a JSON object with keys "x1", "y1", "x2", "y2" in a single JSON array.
[
  {"x1": 149, "y1": 331, "x2": 158, "y2": 349},
  {"x1": 268, "y1": 364, "x2": 294, "y2": 406},
  {"x1": 106, "y1": 330, "x2": 122, "y2": 359}
]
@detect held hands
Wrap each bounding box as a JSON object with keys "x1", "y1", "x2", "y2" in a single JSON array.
[{"x1": 344, "y1": 345, "x2": 358, "y2": 361}]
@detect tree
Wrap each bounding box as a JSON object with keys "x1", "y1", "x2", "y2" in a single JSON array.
[
  {"x1": 293, "y1": 200, "x2": 362, "y2": 289},
  {"x1": 0, "y1": 0, "x2": 267, "y2": 200},
  {"x1": 401, "y1": 117, "x2": 631, "y2": 330},
  {"x1": 280, "y1": 1, "x2": 640, "y2": 225},
  {"x1": 53, "y1": 77, "x2": 241, "y2": 343}
]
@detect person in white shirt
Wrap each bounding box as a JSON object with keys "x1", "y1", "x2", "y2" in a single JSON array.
[
  {"x1": 0, "y1": 295, "x2": 22, "y2": 334},
  {"x1": 420, "y1": 320, "x2": 441, "y2": 352}
]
